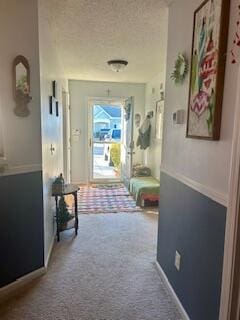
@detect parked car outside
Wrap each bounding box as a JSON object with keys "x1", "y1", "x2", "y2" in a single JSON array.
[
  {"x1": 99, "y1": 128, "x2": 110, "y2": 141},
  {"x1": 105, "y1": 129, "x2": 121, "y2": 141}
]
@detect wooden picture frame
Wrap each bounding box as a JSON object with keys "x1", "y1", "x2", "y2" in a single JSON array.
[
  {"x1": 186, "y1": 0, "x2": 230, "y2": 140},
  {"x1": 13, "y1": 55, "x2": 32, "y2": 117}
]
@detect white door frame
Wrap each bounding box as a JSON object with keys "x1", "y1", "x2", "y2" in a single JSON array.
[
  {"x1": 121, "y1": 96, "x2": 134, "y2": 187},
  {"x1": 87, "y1": 97, "x2": 125, "y2": 184},
  {"x1": 62, "y1": 91, "x2": 71, "y2": 183},
  {"x1": 219, "y1": 64, "x2": 240, "y2": 320}
]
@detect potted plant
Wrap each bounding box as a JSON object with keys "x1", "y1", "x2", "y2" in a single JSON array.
[
  {"x1": 110, "y1": 143, "x2": 121, "y2": 176},
  {"x1": 58, "y1": 196, "x2": 73, "y2": 231}
]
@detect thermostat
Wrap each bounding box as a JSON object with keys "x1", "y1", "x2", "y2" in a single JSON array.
[{"x1": 173, "y1": 110, "x2": 185, "y2": 125}]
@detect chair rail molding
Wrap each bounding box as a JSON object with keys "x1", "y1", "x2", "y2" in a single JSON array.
[
  {"x1": 0, "y1": 163, "x2": 42, "y2": 176},
  {"x1": 160, "y1": 164, "x2": 228, "y2": 207}
]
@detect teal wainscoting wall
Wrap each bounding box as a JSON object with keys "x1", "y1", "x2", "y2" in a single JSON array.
[
  {"x1": 157, "y1": 172, "x2": 226, "y2": 320},
  {"x1": 0, "y1": 171, "x2": 44, "y2": 287}
]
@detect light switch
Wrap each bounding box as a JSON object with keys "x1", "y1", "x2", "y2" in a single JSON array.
[{"x1": 175, "y1": 251, "x2": 181, "y2": 271}]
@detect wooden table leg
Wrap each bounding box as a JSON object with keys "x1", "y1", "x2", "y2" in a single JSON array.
[
  {"x1": 55, "y1": 196, "x2": 60, "y2": 242},
  {"x1": 74, "y1": 192, "x2": 79, "y2": 235}
]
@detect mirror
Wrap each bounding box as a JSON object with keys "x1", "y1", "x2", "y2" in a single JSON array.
[{"x1": 13, "y1": 55, "x2": 31, "y2": 117}]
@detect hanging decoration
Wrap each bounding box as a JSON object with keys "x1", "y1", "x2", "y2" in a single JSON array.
[
  {"x1": 134, "y1": 113, "x2": 141, "y2": 127},
  {"x1": 49, "y1": 81, "x2": 59, "y2": 116},
  {"x1": 124, "y1": 102, "x2": 131, "y2": 121},
  {"x1": 186, "y1": 0, "x2": 230, "y2": 140},
  {"x1": 160, "y1": 83, "x2": 165, "y2": 101},
  {"x1": 171, "y1": 54, "x2": 189, "y2": 85},
  {"x1": 230, "y1": 4, "x2": 240, "y2": 64},
  {"x1": 13, "y1": 55, "x2": 32, "y2": 117}
]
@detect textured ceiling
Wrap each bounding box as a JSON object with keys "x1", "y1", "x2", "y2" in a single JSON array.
[{"x1": 44, "y1": 0, "x2": 169, "y2": 83}]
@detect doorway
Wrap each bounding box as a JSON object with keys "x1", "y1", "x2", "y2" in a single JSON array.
[{"x1": 88, "y1": 97, "x2": 134, "y2": 184}]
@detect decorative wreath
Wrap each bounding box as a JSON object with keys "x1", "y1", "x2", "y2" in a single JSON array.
[{"x1": 171, "y1": 54, "x2": 189, "y2": 85}]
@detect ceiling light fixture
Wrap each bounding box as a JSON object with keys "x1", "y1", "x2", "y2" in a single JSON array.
[{"x1": 107, "y1": 60, "x2": 128, "y2": 72}]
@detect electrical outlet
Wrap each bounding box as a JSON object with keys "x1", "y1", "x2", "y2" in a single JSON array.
[{"x1": 175, "y1": 251, "x2": 181, "y2": 271}]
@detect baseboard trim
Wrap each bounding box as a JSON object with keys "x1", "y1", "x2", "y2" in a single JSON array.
[
  {"x1": 161, "y1": 165, "x2": 228, "y2": 207},
  {"x1": 0, "y1": 235, "x2": 56, "y2": 303},
  {"x1": 0, "y1": 267, "x2": 46, "y2": 302},
  {"x1": 45, "y1": 235, "x2": 55, "y2": 268},
  {"x1": 155, "y1": 261, "x2": 190, "y2": 320}
]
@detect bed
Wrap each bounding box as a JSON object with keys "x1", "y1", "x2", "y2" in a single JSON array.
[{"x1": 129, "y1": 176, "x2": 160, "y2": 207}]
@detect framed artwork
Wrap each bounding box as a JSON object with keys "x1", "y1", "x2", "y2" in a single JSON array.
[
  {"x1": 49, "y1": 96, "x2": 53, "y2": 114},
  {"x1": 52, "y1": 80, "x2": 57, "y2": 99},
  {"x1": 49, "y1": 80, "x2": 59, "y2": 116},
  {"x1": 56, "y1": 101, "x2": 59, "y2": 117},
  {"x1": 155, "y1": 100, "x2": 164, "y2": 140},
  {"x1": 186, "y1": 0, "x2": 230, "y2": 140}
]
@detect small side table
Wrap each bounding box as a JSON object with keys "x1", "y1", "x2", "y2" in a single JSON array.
[{"x1": 52, "y1": 184, "x2": 79, "y2": 242}]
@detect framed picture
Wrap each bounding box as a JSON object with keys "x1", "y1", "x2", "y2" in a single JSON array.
[
  {"x1": 56, "y1": 101, "x2": 59, "y2": 117},
  {"x1": 49, "y1": 96, "x2": 53, "y2": 114},
  {"x1": 52, "y1": 80, "x2": 57, "y2": 99},
  {"x1": 155, "y1": 100, "x2": 164, "y2": 140},
  {"x1": 186, "y1": 0, "x2": 230, "y2": 140}
]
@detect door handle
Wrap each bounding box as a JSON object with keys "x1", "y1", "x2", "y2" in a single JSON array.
[{"x1": 89, "y1": 138, "x2": 92, "y2": 147}]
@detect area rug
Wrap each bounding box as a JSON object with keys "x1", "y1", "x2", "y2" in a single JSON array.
[
  {"x1": 77, "y1": 184, "x2": 142, "y2": 214},
  {"x1": 92, "y1": 183, "x2": 123, "y2": 189}
]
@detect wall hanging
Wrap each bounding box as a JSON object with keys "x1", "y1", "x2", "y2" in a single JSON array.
[
  {"x1": 147, "y1": 111, "x2": 154, "y2": 118},
  {"x1": 124, "y1": 102, "x2": 131, "y2": 121},
  {"x1": 49, "y1": 80, "x2": 59, "y2": 116},
  {"x1": 230, "y1": 4, "x2": 240, "y2": 64},
  {"x1": 13, "y1": 55, "x2": 32, "y2": 117},
  {"x1": 134, "y1": 113, "x2": 141, "y2": 127},
  {"x1": 160, "y1": 83, "x2": 165, "y2": 101},
  {"x1": 171, "y1": 54, "x2": 189, "y2": 85},
  {"x1": 155, "y1": 100, "x2": 164, "y2": 140},
  {"x1": 186, "y1": 0, "x2": 230, "y2": 140}
]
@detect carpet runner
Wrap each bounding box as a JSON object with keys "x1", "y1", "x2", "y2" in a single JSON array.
[{"x1": 77, "y1": 184, "x2": 142, "y2": 214}]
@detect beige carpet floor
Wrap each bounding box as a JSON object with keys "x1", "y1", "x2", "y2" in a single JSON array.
[{"x1": 0, "y1": 212, "x2": 181, "y2": 320}]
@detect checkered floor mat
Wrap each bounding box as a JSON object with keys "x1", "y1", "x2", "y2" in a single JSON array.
[{"x1": 77, "y1": 184, "x2": 142, "y2": 214}]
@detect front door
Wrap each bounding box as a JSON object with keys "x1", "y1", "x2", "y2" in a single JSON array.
[
  {"x1": 89, "y1": 101, "x2": 123, "y2": 183},
  {"x1": 121, "y1": 97, "x2": 134, "y2": 187}
]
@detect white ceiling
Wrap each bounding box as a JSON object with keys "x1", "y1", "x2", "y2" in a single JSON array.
[{"x1": 44, "y1": 0, "x2": 169, "y2": 83}]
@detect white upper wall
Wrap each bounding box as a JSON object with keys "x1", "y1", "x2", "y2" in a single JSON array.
[
  {"x1": 161, "y1": 0, "x2": 239, "y2": 199},
  {"x1": 69, "y1": 80, "x2": 146, "y2": 184},
  {"x1": 38, "y1": 0, "x2": 68, "y2": 262},
  {"x1": 145, "y1": 73, "x2": 166, "y2": 180},
  {"x1": 0, "y1": 0, "x2": 42, "y2": 171}
]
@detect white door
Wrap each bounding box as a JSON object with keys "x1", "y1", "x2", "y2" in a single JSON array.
[
  {"x1": 88, "y1": 100, "x2": 123, "y2": 183},
  {"x1": 121, "y1": 97, "x2": 134, "y2": 187}
]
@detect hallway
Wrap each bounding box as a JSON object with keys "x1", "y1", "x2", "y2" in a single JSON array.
[{"x1": 0, "y1": 212, "x2": 181, "y2": 320}]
